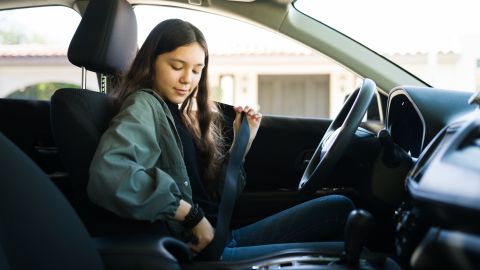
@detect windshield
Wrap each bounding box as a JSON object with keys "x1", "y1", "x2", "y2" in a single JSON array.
[{"x1": 294, "y1": 0, "x2": 480, "y2": 91}]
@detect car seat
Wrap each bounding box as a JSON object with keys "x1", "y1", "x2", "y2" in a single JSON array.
[
  {"x1": 0, "y1": 132, "x2": 105, "y2": 270},
  {"x1": 50, "y1": 0, "x2": 168, "y2": 237}
]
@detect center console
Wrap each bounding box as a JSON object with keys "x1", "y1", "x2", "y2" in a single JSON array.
[{"x1": 96, "y1": 210, "x2": 402, "y2": 270}]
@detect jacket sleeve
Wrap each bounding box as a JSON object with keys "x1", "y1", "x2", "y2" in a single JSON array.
[{"x1": 88, "y1": 93, "x2": 182, "y2": 222}]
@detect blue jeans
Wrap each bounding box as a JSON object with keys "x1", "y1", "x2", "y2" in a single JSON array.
[{"x1": 221, "y1": 194, "x2": 354, "y2": 261}]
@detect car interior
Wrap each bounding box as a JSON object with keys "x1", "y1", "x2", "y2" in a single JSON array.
[{"x1": 1, "y1": 0, "x2": 480, "y2": 269}]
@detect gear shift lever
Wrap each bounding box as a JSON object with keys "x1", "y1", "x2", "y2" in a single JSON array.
[{"x1": 342, "y1": 209, "x2": 374, "y2": 265}]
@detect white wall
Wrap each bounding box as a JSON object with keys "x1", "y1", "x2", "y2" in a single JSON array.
[
  {"x1": 209, "y1": 54, "x2": 359, "y2": 118},
  {"x1": 0, "y1": 58, "x2": 99, "y2": 97}
]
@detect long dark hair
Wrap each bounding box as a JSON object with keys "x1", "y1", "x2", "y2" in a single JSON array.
[{"x1": 113, "y1": 19, "x2": 225, "y2": 194}]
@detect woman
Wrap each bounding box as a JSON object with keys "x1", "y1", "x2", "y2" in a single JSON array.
[{"x1": 88, "y1": 19, "x2": 354, "y2": 261}]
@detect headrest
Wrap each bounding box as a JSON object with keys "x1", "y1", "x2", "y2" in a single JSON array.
[{"x1": 68, "y1": 0, "x2": 137, "y2": 75}]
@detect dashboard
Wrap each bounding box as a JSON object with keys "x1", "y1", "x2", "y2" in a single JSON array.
[
  {"x1": 386, "y1": 86, "x2": 475, "y2": 158},
  {"x1": 385, "y1": 86, "x2": 480, "y2": 268},
  {"x1": 408, "y1": 112, "x2": 480, "y2": 227}
]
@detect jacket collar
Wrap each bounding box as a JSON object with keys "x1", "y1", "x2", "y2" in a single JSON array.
[{"x1": 139, "y1": 88, "x2": 184, "y2": 157}]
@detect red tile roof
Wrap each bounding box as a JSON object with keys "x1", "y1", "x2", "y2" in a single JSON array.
[
  {"x1": 0, "y1": 44, "x2": 458, "y2": 59},
  {"x1": 0, "y1": 43, "x2": 317, "y2": 58},
  {"x1": 0, "y1": 44, "x2": 67, "y2": 58}
]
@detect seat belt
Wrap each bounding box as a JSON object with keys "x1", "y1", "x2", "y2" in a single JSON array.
[{"x1": 196, "y1": 114, "x2": 250, "y2": 260}]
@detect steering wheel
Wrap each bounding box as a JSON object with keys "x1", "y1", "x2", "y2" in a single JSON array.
[{"x1": 298, "y1": 78, "x2": 376, "y2": 193}]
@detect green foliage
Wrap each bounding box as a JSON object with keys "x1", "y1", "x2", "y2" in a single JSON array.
[
  {"x1": 7, "y1": 82, "x2": 80, "y2": 100},
  {"x1": 0, "y1": 16, "x2": 46, "y2": 44},
  {"x1": 0, "y1": 30, "x2": 46, "y2": 44}
]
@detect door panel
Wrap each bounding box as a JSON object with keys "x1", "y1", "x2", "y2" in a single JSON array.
[
  {"x1": 231, "y1": 115, "x2": 341, "y2": 226},
  {"x1": 0, "y1": 98, "x2": 70, "y2": 195},
  {"x1": 244, "y1": 115, "x2": 331, "y2": 191},
  {"x1": 218, "y1": 102, "x2": 344, "y2": 225}
]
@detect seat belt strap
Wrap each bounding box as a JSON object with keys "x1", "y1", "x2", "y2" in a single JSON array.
[{"x1": 197, "y1": 113, "x2": 250, "y2": 260}]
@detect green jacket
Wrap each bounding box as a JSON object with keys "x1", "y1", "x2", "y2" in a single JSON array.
[{"x1": 88, "y1": 89, "x2": 245, "y2": 238}]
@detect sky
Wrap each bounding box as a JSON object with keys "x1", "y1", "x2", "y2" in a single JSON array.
[
  {"x1": 0, "y1": 5, "x2": 295, "y2": 50},
  {"x1": 295, "y1": 0, "x2": 480, "y2": 54},
  {"x1": 1, "y1": 1, "x2": 480, "y2": 55},
  {"x1": 0, "y1": 7, "x2": 79, "y2": 45},
  {"x1": 134, "y1": 5, "x2": 313, "y2": 54}
]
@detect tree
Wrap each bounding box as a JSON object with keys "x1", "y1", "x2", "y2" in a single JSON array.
[
  {"x1": 0, "y1": 15, "x2": 46, "y2": 44},
  {"x1": 7, "y1": 82, "x2": 80, "y2": 100}
]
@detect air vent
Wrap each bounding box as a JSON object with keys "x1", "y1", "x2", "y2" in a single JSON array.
[
  {"x1": 409, "y1": 127, "x2": 448, "y2": 182},
  {"x1": 459, "y1": 127, "x2": 480, "y2": 150},
  {"x1": 452, "y1": 124, "x2": 480, "y2": 172}
]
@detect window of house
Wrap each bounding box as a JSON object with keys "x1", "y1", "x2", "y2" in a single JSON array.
[
  {"x1": 0, "y1": 6, "x2": 99, "y2": 100},
  {"x1": 218, "y1": 75, "x2": 235, "y2": 105},
  {"x1": 134, "y1": 5, "x2": 361, "y2": 119}
]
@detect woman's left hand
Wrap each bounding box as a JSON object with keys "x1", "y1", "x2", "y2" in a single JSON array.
[{"x1": 233, "y1": 106, "x2": 262, "y2": 155}]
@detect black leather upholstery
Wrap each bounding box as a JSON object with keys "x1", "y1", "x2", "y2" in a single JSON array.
[
  {"x1": 68, "y1": 0, "x2": 137, "y2": 74},
  {"x1": 51, "y1": 88, "x2": 115, "y2": 193},
  {"x1": 0, "y1": 132, "x2": 104, "y2": 270}
]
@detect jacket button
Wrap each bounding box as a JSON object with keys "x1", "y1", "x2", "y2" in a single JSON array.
[{"x1": 184, "y1": 181, "x2": 188, "y2": 186}]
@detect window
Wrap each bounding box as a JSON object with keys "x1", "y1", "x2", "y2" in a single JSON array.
[
  {"x1": 0, "y1": 6, "x2": 99, "y2": 100},
  {"x1": 295, "y1": 0, "x2": 480, "y2": 91},
  {"x1": 134, "y1": 5, "x2": 361, "y2": 118},
  {"x1": 218, "y1": 75, "x2": 235, "y2": 104}
]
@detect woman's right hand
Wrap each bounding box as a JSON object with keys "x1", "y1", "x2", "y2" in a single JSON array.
[
  {"x1": 189, "y1": 217, "x2": 214, "y2": 254},
  {"x1": 232, "y1": 105, "x2": 262, "y2": 155}
]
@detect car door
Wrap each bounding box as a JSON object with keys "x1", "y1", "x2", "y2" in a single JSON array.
[
  {"x1": 233, "y1": 115, "x2": 331, "y2": 226},
  {"x1": 230, "y1": 96, "x2": 384, "y2": 227}
]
